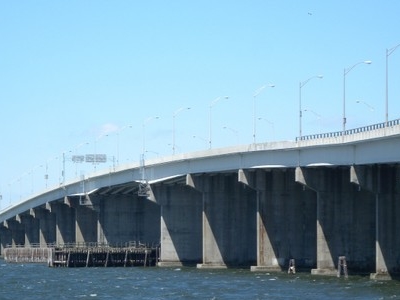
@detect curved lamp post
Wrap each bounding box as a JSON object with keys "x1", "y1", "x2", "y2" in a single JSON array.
[
  {"x1": 172, "y1": 107, "x2": 190, "y2": 154},
  {"x1": 223, "y1": 126, "x2": 239, "y2": 144},
  {"x1": 386, "y1": 43, "x2": 400, "y2": 126},
  {"x1": 142, "y1": 116, "x2": 159, "y2": 156},
  {"x1": 299, "y1": 75, "x2": 323, "y2": 139},
  {"x1": 253, "y1": 84, "x2": 274, "y2": 144},
  {"x1": 356, "y1": 100, "x2": 374, "y2": 111},
  {"x1": 343, "y1": 60, "x2": 371, "y2": 133},
  {"x1": 209, "y1": 96, "x2": 229, "y2": 149}
]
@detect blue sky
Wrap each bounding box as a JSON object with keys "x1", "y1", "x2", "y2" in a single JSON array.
[{"x1": 1, "y1": 1, "x2": 400, "y2": 208}]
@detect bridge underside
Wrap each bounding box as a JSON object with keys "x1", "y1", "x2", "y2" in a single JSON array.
[{"x1": 1, "y1": 164, "x2": 399, "y2": 279}]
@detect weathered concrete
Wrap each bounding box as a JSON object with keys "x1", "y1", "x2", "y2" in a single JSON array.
[
  {"x1": 241, "y1": 169, "x2": 317, "y2": 272},
  {"x1": 188, "y1": 173, "x2": 257, "y2": 269},
  {"x1": 73, "y1": 199, "x2": 98, "y2": 244},
  {"x1": 97, "y1": 194, "x2": 160, "y2": 246},
  {"x1": 16, "y1": 214, "x2": 39, "y2": 247},
  {"x1": 153, "y1": 181, "x2": 202, "y2": 267},
  {"x1": 296, "y1": 166, "x2": 375, "y2": 276},
  {"x1": 2, "y1": 219, "x2": 25, "y2": 247},
  {"x1": 49, "y1": 200, "x2": 76, "y2": 245},
  {"x1": 352, "y1": 165, "x2": 400, "y2": 280},
  {"x1": 0, "y1": 225, "x2": 12, "y2": 255},
  {"x1": 30, "y1": 207, "x2": 56, "y2": 247}
]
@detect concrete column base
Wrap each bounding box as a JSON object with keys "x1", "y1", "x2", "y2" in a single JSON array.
[
  {"x1": 311, "y1": 268, "x2": 337, "y2": 276},
  {"x1": 196, "y1": 263, "x2": 227, "y2": 269},
  {"x1": 158, "y1": 261, "x2": 184, "y2": 268},
  {"x1": 370, "y1": 272, "x2": 392, "y2": 280},
  {"x1": 250, "y1": 265, "x2": 282, "y2": 272}
]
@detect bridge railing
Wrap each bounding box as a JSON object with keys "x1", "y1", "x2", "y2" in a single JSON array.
[{"x1": 296, "y1": 118, "x2": 400, "y2": 142}]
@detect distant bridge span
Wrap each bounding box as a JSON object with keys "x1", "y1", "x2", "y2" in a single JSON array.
[{"x1": 1, "y1": 120, "x2": 400, "y2": 279}]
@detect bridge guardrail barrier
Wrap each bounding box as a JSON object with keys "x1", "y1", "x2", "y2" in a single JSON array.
[{"x1": 296, "y1": 118, "x2": 400, "y2": 142}]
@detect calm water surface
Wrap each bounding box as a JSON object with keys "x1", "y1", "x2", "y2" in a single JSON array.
[{"x1": 1, "y1": 259, "x2": 399, "y2": 299}]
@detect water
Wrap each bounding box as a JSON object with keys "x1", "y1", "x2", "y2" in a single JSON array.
[{"x1": 1, "y1": 259, "x2": 399, "y2": 299}]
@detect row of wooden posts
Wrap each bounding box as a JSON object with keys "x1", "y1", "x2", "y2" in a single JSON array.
[{"x1": 51, "y1": 245, "x2": 159, "y2": 267}]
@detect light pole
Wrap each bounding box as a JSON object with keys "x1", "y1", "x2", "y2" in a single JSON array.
[
  {"x1": 223, "y1": 126, "x2": 239, "y2": 144},
  {"x1": 304, "y1": 109, "x2": 322, "y2": 118},
  {"x1": 386, "y1": 43, "x2": 400, "y2": 126},
  {"x1": 299, "y1": 75, "x2": 323, "y2": 139},
  {"x1": 172, "y1": 107, "x2": 190, "y2": 154},
  {"x1": 142, "y1": 116, "x2": 159, "y2": 156},
  {"x1": 139, "y1": 116, "x2": 159, "y2": 197},
  {"x1": 209, "y1": 96, "x2": 229, "y2": 149},
  {"x1": 356, "y1": 100, "x2": 374, "y2": 111},
  {"x1": 193, "y1": 135, "x2": 208, "y2": 148},
  {"x1": 343, "y1": 60, "x2": 372, "y2": 133},
  {"x1": 116, "y1": 125, "x2": 132, "y2": 165},
  {"x1": 257, "y1": 117, "x2": 275, "y2": 141},
  {"x1": 253, "y1": 84, "x2": 274, "y2": 144}
]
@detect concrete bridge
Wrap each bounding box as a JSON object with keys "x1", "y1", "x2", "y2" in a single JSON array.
[{"x1": 1, "y1": 120, "x2": 400, "y2": 279}]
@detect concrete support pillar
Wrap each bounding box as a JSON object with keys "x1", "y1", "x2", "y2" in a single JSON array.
[
  {"x1": 48, "y1": 198, "x2": 76, "y2": 245},
  {"x1": 97, "y1": 193, "x2": 160, "y2": 246},
  {"x1": 2, "y1": 219, "x2": 25, "y2": 247},
  {"x1": 30, "y1": 207, "x2": 56, "y2": 247},
  {"x1": 296, "y1": 167, "x2": 336, "y2": 275},
  {"x1": 240, "y1": 169, "x2": 276, "y2": 271},
  {"x1": 187, "y1": 173, "x2": 256, "y2": 269},
  {"x1": 0, "y1": 225, "x2": 12, "y2": 255},
  {"x1": 296, "y1": 166, "x2": 375, "y2": 276},
  {"x1": 72, "y1": 198, "x2": 99, "y2": 245},
  {"x1": 240, "y1": 169, "x2": 316, "y2": 272},
  {"x1": 153, "y1": 181, "x2": 202, "y2": 267},
  {"x1": 16, "y1": 214, "x2": 39, "y2": 247},
  {"x1": 352, "y1": 165, "x2": 400, "y2": 280}
]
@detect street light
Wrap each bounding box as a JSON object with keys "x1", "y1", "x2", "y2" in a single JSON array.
[
  {"x1": 386, "y1": 43, "x2": 400, "y2": 126},
  {"x1": 209, "y1": 96, "x2": 229, "y2": 149},
  {"x1": 142, "y1": 116, "x2": 159, "y2": 155},
  {"x1": 253, "y1": 84, "x2": 274, "y2": 144},
  {"x1": 116, "y1": 125, "x2": 133, "y2": 165},
  {"x1": 356, "y1": 100, "x2": 374, "y2": 111},
  {"x1": 304, "y1": 109, "x2": 322, "y2": 119},
  {"x1": 139, "y1": 116, "x2": 159, "y2": 197},
  {"x1": 343, "y1": 60, "x2": 372, "y2": 133},
  {"x1": 257, "y1": 117, "x2": 275, "y2": 141},
  {"x1": 172, "y1": 107, "x2": 191, "y2": 154},
  {"x1": 193, "y1": 135, "x2": 208, "y2": 148},
  {"x1": 299, "y1": 75, "x2": 323, "y2": 139},
  {"x1": 223, "y1": 126, "x2": 239, "y2": 144}
]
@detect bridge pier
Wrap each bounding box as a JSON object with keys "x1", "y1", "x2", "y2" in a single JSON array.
[
  {"x1": 153, "y1": 180, "x2": 202, "y2": 267},
  {"x1": 351, "y1": 165, "x2": 400, "y2": 280},
  {"x1": 72, "y1": 198, "x2": 99, "y2": 245},
  {"x1": 0, "y1": 225, "x2": 12, "y2": 255},
  {"x1": 240, "y1": 169, "x2": 316, "y2": 272},
  {"x1": 30, "y1": 207, "x2": 56, "y2": 247},
  {"x1": 16, "y1": 214, "x2": 39, "y2": 247},
  {"x1": 187, "y1": 173, "x2": 256, "y2": 269},
  {"x1": 2, "y1": 218, "x2": 25, "y2": 247},
  {"x1": 97, "y1": 193, "x2": 160, "y2": 246},
  {"x1": 48, "y1": 200, "x2": 76, "y2": 245},
  {"x1": 296, "y1": 166, "x2": 375, "y2": 276}
]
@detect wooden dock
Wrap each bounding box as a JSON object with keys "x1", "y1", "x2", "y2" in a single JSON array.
[
  {"x1": 4, "y1": 242, "x2": 159, "y2": 267},
  {"x1": 50, "y1": 243, "x2": 159, "y2": 267}
]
